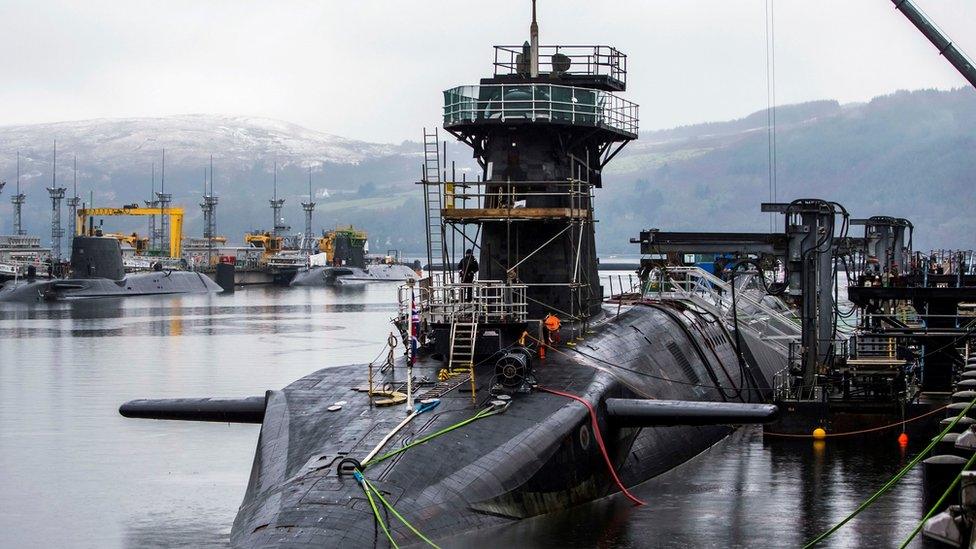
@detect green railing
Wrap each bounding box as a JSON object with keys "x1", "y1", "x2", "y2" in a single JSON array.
[{"x1": 443, "y1": 84, "x2": 638, "y2": 137}]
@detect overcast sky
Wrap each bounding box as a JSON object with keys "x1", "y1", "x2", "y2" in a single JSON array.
[{"x1": 1, "y1": 0, "x2": 974, "y2": 143}]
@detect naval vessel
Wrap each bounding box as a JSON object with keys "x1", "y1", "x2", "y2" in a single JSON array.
[
  {"x1": 291, "y1": 226, "x2": 420, "y2": 287},
  {"x1": 121, "y1": 6, "x2": 788, "y2": 547},
  {"x1": 0, "y1": 234, "x2": 220, "y2": 303}
]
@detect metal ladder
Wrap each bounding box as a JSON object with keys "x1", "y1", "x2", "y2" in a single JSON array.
[
  {"x1": 422, "y1": 128, "x2": 449, "y2": 281},
  {"x1": 448, "y1": 314, "x2": 479, "y2": 404},
  {"x1": 448, "y1": 318, "x2": 478, "y2": 373}
]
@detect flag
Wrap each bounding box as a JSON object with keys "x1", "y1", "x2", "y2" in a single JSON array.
[{"x1": 410, "y1": 288, "x2": 419, "y2": 364}]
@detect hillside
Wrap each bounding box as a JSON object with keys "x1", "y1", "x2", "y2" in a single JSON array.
[
  {"x1": 598, "y1": 88, "x2": 976, "y2": 252},
  {"x1": 0, "y1": 115, "x2": 439, "y2": 251},
  {"x1": 1, "y1": 88, "x2": 974, "y2": 254}
]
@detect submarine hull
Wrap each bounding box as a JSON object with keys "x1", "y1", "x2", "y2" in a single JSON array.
[
  {"x1": 290, "y1": 264, "x2": 419, "y2": 287},
  {"x1": 230, "y1": 302, "x2": 781, "y2": 547},
  {"x1": 0, "y1": 270, "x2": 222, "y2": 303}
]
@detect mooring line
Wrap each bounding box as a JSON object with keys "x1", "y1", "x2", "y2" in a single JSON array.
[
  {"x1": 764, "y1": 404, "x2": 950, "y2": 438},
  {"x1": 899, "y1": 449, "x2": 976, "y2": 548},
  {"x1": 803, "y1": 396, "x2": 976, "y2": 548}
]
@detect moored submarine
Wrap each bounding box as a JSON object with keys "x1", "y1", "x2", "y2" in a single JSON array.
[
  {"x1": 0, "y1": 234, "x2": 221, "y2": 303},
  {"x1": 291, "y1": 227, "x2": 420, "y2": 287},
  {"x1": 121, "y1": 7, "x2": 786, "y2": 547}
]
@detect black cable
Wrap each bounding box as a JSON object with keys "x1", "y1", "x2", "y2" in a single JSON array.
[
  {"x1": 640, "y1": 301, "x2": 745, "y2": 401},
  {"x1": 727, "y1": 260, "x2": 773, "y2": 399}
]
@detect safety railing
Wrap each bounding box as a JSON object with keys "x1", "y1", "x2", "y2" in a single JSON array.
[
  {"x1": 645, "y1": 266, "x2": 802, "y2": 355},
  {"x1": 266, "y1": 252, "x2": 308, "y2": 269},
  {"x1": 772, "y1": 366, "x2": 802, "y2": 401},
  {"x1": 0, "y1": 235, "x2": 43, "y2": 248},
  {"x1": 0, "y1": 256, "x2": 52, "y2": 277},
  {"x1": 400, "y1": 278, "x2": 528, "y2": 325},
  {"x1": 442, "y1": 178, "x2": 590, "y2": 212},
  {"x1": 443, "y1": 83, "x2": 638, "y2": 137},
  {"x1": 493, "y1": 45, "x2": 627, "y2": 88},
  {"x1": 121, "y1": 256, "x2": 185, "y2": 272}
]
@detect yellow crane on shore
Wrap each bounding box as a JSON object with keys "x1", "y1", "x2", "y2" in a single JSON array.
[{"x1": 76, "y1": 205, "x2": 185, "y2": 258}]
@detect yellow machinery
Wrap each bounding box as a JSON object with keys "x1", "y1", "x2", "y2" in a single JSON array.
[
  {"x1": 104, "y1": 232, "x2": 150, "y2": 254},
  {"x1": 77, "y1": 206, "x2": 184, "y2": 258},
  {"x1": 244, "y1": 232, "x2": 285, "y2": 260},
  {"x1": 317, "y1": 226, "x2": 367, "y2": 263}
]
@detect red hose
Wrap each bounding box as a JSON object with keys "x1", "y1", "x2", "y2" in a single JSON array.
[{"x1": 538, "y1": 386, "x2": 646, "y2": 506}]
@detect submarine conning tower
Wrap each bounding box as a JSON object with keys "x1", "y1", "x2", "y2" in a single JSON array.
[
  {"x1": 69, "y1": 235, "x2": 125, "y2": 280},
  {"x1": 434, "y1": 2, "x2": 638, "y2": 321}
]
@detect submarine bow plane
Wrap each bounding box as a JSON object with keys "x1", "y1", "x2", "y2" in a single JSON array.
[{"x1": 121, "y1": 5, "x2": 783, "y2": 547}]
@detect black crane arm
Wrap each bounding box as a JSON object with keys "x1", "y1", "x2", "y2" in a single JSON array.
[{"x1": 892, "y1": 0, "x2": 976, "y2": 89}]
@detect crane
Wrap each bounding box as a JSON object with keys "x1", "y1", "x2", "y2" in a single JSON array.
[
  {"x1": 77, "y1": 205, "x2": 185, "y2": 258},
  {"x1": 892, "y1": 0, "x2": 976, "y2": 88}
]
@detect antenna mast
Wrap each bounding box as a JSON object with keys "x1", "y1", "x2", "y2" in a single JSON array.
[
  {"x1": 529, "y1": 0, "x2": 540, "y2": 77},
  {"x1": 201, "y1": 154, "x2": 218, "y2": 267},
  {"x1": 145, "y1": 163, "x2": 158, "y2": 252},
  {"x1": 270, "y1": 161, "x2": 286, "y2": 238},
  {"x1": 11, "y1": 151, "x2": 25, "y2": 235},
  {"x1": 68, "y1": 155, "x2": 81, "y2": 237},
  {"x1": 301, "y1": 165, "x2": 316, "y2": 253},
  {"x1": 46, "y1": 141, "x2": 67, "y2": 263},
  {"x1": 155, "y1": 149, "x2": 172, "y2": 256}
]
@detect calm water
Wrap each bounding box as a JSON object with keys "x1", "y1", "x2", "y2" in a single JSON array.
[{"x1": 0, "y1": 279, "x2": 941, "y2": 548}]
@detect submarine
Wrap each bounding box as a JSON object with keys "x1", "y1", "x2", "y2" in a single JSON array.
[
  {"x1": 0, "y1": 234, "x2": 221, "y2": 303},
  {"x1": 291, "y1": 227, "x2": 420, "y2": 287},
  {"x1": 121, "y1": 6, "x2": 787, "y2": 547}
]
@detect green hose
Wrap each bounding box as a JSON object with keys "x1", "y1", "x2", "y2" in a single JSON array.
[
  {"x1": 899, "y1": 449, "x2": 976, "y2": 548},
  {"x1": 362, "y1": 406, "x2": 498, "y2": 469},
  {"x1": 353, "y1": 404, "x2": 504, "y2": 548},
  {"x1": 362, "y1": 475, "x2": 443, "y2": 549},
  {"x1": 355, "y1": 470, "x2": 399, "y2": 548},
  {"x1": 803, "y1": 397, "x2": 976, "y2": 548}
]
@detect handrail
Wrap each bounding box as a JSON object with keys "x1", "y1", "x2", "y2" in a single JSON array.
[
  {"x1": 646, "y1": 266, "x2": 802, "y2": 355},
  {"x1": 492, "y1": 45, "x2": 627, "y2": 87},
  {"x1": 0, "y1": 235, "x2": 43, "y2": 248},
  {"x1": 400, "y1": 278, "x2": 528, "y2": 325},
  {"x1": 443, "y1": 83, "x2": 638, "y2": 137},
  {"x1": 443, "y1": 178, "x2": 590, "y2": 211}
]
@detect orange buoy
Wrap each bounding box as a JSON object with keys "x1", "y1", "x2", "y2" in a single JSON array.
[
  {"x1": 898, "y1": 432, "x2": 909, "y2": 446},
  {"x1": 812, "y1": 427, "x2": 827, "y2": 440}
]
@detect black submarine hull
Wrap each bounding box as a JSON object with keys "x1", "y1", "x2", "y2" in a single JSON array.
[
  {"x1": 228, "y1": 301, "x2": 782, "y2": 547},
  {"x1": 0, "y1": 270, "x2": 222, "y2": 303},
  {"x1": 290, "y1": 264, "x2": 420, "y2": 286},
  {"x1": 0, "y1": 235, "x2": 222, "y2": 303}
]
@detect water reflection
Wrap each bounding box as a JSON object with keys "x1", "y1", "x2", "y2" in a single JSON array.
[
  {"x1": 0, "y1": 285, "x2": 401, "y2": 549},
  {"x1": 448, "y1": 428, "x2": 937, "y2": 548},
  {"x1": 0, "y1": 281, "x2": 942, "y2": 548}
]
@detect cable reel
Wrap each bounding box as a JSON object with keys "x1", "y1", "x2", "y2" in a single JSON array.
[{"x1": 491, "y1": 346, "x2": 536, "y2": 395}]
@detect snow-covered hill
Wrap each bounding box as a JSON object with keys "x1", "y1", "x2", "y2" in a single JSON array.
[
  {"x1": 0, "y1": 114, "x2": 412, "y2": 174},
  {"x1": 0, "y1": 115, "x2": 433, "y2": 248}
]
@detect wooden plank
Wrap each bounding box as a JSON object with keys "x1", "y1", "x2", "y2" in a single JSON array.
[
  {"x1": 441, "y1": 207, "x2": 588, "y2": 220},
  {"x1": 846, "y1": 358, "x2": 907, "y2": 366}
]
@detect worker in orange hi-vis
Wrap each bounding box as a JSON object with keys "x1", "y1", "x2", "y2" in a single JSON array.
[{"x1": 543, "y1": 313, "x2": 561, "y2": 346}]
